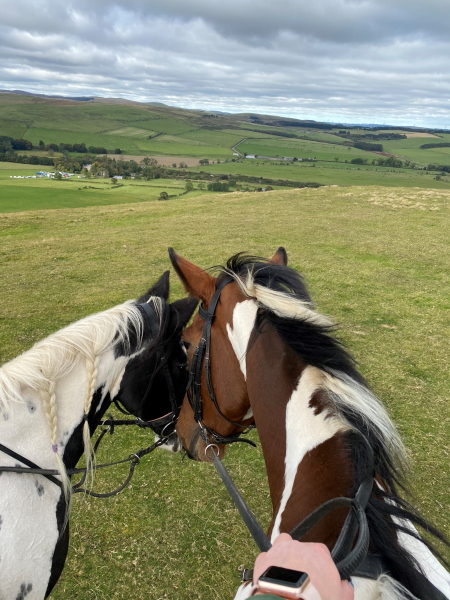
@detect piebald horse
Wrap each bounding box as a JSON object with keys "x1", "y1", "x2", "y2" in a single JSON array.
[
  {"x1": 169, "y1": 248, "x2": 450, "y2": 600},
  {"x1": 0, "y1": 272, "x2": 197, "y2": 600}
]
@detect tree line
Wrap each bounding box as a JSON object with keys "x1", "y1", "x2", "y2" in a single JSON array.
[{"x1": 0, "y1": 135, "x2": 122, "y2": 156}]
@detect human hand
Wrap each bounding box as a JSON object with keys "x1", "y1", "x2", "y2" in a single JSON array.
[{"x1": 253, "y1": 533, "x2": 354, "y2": 600}]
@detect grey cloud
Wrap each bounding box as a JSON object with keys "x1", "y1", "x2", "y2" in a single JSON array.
[{"x1": 0, "y1": 0, "x2": 449, "y2": 128}]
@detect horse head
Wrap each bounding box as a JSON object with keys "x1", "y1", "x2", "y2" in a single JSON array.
[
  {"x1": 113, "y1": 271, "x2": 198, "y2": 445},
  {"x1": 168, "y1": 247, "x2": 286, "y2": 461}
]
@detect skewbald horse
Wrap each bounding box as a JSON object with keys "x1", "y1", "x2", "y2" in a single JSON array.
[
  {"x1": 169, "y1": 247, "x2": 450, "y2": 600},
  {"x1": 0, "y1": 272, "x2": 197, "y2": 599}
]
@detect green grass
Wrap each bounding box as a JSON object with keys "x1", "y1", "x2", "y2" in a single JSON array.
[
  {"x1": 0, "y1": 119, "x2": 28, "y2": 138},
  {"x1": 190, "y1": 159, "x2": 450, "y2": 189},
  {"x1": 104, "y1": 127, "x2": 159, "y2": 138},
  {"x1": 238, "y1": 138, "x2": 372, "y2": 161},
  {"x1": 133, "y1": 138, "x2": 234, "y2": 157},
  {"x1": 22, "y1": 128, "x2": 143, "y2": 154},
  {"x1": 0, "y1": 176, "x2": 207, "y2": 212},
  {"x1": 131, "y1": 118, "x2": 198, "y2": 135},
  {"x1": 1, "y1": 186, "x2": 449, "y2": 599}
]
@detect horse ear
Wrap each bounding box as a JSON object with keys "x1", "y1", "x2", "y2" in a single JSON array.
[
  {"x1": 170, "y1": 296, "x2": 199, "y2": 329},
  {"x1": 139, "y1": 270, "x2": 170, "y2": 302},
  {"x1": 168, "y1": 248, "x2": 216, "y2": 302},
  {"x1": 270, "y1": 246, "x2": 288, "y2": 266}
]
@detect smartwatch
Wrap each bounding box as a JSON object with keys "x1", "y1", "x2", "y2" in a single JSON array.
[{"x1": 251, "y1": 566, "x2": 322, "y2": 599}]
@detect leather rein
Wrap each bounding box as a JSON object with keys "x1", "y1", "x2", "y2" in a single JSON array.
[
  {"x1": 187, "y1": 276, "x2": 385, "y2": 582},
  {"x1": 0, "y1": 300, "x2": 178, "y2": 498}
]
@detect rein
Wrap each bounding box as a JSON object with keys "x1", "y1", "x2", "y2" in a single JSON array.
[
  {"x1": 0, "y1": 415, "x2": 169, "y2": 497},
  {"x1": 206, "y1": 443, "x2": 377, "y2": 582}
]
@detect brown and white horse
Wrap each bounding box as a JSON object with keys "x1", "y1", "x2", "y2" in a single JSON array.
[{"x1": 169, "y1": 248, "x2": 450, "y2": 600}]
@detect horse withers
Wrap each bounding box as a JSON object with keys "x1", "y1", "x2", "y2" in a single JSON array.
[
  {"x1": 0, "y1": 271, "x2": 197, "y2": 600},
  {"x1": 169, "y1": 247, "x2": 450, "y2": 600}
]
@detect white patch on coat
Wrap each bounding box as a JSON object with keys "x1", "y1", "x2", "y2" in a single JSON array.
[
  {"x1": 233, "y1": 582, "x2": 253, "y2": 600},
  {"x1": 242, "y1": 407, "x2": 253, "y2": 420},
  {"x1": 373, "y1": 480, "x2": 450, "y2": 598},
  {"x1": 271, "y1": 366, "x2": 346, "y2": 540},
  {"x1": 395, "y1": 518, "x2": 450, "y2": 597},
  {"x1": 226, "y1": 300, "x2": 258, "y2": 380}
]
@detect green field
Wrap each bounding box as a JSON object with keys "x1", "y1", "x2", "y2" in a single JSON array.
[
  {"x1": 2, "y1": 93, "x2": 450, "y2": 183},
  {"x1": 1, "y1": 185, "x2": 449, "y2": 600},
  {"x1": 188, "y1": 159, "x2": 450, "y2": 189},
  {"x1": 0, "y1": 164, "x2": 209, "y2": 212}
]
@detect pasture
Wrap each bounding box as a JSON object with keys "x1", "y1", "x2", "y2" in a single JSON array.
[
  {"x1": 2, "y1": 93, "x2": 450, "y2": 182},
  {"x1": 0, "y1": 164, "x2": 210, "y2": 212},
  {"x1": 188, "y1": 159, "x2": 450, "y2": 189},
  {"x1": 1, "y1": 185, "x2": 449, "y2": 600}
]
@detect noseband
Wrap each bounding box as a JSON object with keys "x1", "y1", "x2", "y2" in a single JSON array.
[{"x1": 186, "y1": 275, "x2": 256, "y2": 447}]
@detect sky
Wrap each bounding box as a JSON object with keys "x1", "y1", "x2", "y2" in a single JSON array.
[{"x1": 1, "y1": 0, "x2": 449, "y2": 128}]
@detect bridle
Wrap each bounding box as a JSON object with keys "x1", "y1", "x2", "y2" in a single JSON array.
[{"x1": 186, "y1": 275, "x2": 256, "y2": 447}]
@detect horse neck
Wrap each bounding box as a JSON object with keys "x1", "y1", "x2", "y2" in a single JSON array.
[
  {"x1": 0, "y1": 346, "x2": 129, "y2": 471},
  {"x1": 244, "y1": 322, "x2": 353, "y2": 546},
  {"x1": 58, "y1": 347, "x2": 133, "y2": 467}
]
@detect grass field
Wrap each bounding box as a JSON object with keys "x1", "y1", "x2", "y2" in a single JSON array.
[
  {"x1": 1, "y1": 186, "x2": 449, "y2": 600},
  {"x1": 189, "y1": 159, "x2": 450, "y2": 189},
  {"x1": 0, "y1": 164, "x2": 209, "y2": 212},
  {"x1": 2, "y1": 93, "x2": 450, "y2": 181}
]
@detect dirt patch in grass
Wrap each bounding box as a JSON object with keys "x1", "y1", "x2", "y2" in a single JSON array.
[
  {"x1": 404, "y1": 132, "x2": 440, "y2": 138},
  {"x1": 106, "y1": 154, "x2": 202, "y2": 166}
]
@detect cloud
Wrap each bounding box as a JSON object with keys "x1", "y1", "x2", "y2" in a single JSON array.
[{"x1": 0, "y1": 0, "x2": 449, "y2": 127}]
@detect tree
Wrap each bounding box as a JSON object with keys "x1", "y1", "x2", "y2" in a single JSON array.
[
  {"x1": 114, "y1": 148, "x2": 122, "y2": 154},
  {"x1": 199, "y1": 159, "x2": 209, "y2": 165},
  {"x1": 39, "y1": 140, "x2": 45, "y2": 148},
  {"x1": 54, "y1": 172, "x2": 62, "y2": 180},
  {"x1": 172, "y1": 163, "x2": 177, "y2": 168},
  {"x1": 197, "y1": 182, "x2": 205, "y2": 190},
  {"x1": 179, "y1": 162, "x2": 187, "y2": 168},
  {"x1": 185, "y1": 181, "x2": 194, "y2": 192},
  {"x1": 159, "y1": 191, "x2": 169, "y2": 201},
  {"x1": 111, "y1": 178, "x2": 117, "y2": 184}
]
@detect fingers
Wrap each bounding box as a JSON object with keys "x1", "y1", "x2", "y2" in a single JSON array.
[{"x1": 272, "y1": 533, "x2": 293, "y2": 546}]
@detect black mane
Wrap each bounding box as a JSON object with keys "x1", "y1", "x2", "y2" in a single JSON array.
[{"x1": 221, "y1": 253, "x2": 449, "y2": 599}]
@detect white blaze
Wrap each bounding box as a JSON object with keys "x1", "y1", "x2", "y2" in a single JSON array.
[{"x1": 226, "y1": 300, "x2": 258, "y2": 380}]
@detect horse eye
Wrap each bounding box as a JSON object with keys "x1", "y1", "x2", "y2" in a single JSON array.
[{"x1": 182, "y1": 341, "x2": 191, "y2": 350}]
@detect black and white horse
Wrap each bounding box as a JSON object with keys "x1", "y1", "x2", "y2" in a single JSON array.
[{"x1": 0, "y1": 272, "x2": 197, "y2": 599}]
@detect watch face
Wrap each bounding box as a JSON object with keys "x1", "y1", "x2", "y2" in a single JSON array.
[{"x1": 259, "y1": 566, "x2": 308, "y2": 588}]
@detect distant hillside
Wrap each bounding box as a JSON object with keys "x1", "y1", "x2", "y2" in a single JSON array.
[{"x1": 1, "y1": 90, "x2": 450, "y2": 191}]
